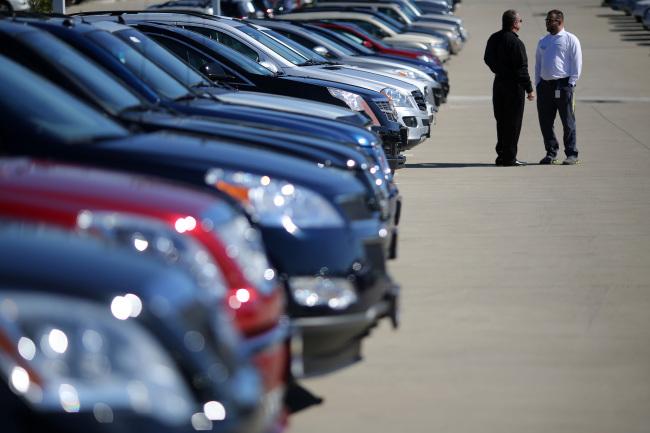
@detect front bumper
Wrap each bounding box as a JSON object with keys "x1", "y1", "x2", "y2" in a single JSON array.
[
  {"x1": 396, "y1": 106, "x2": 431, "y2": 150},
  {"x1": 289, "y1": 281, "x2": 399, "y2": 378}
]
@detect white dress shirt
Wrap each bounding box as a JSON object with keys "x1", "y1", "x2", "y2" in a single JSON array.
[{"x1": 535, "y1": 28, "x2": 582, "y2": 86}]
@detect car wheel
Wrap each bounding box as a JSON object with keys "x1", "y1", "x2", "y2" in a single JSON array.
[{"x1": 0, "y1": 1, "x2": 13, "y2": 11}]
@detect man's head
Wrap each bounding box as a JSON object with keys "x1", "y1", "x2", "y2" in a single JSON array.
[
  {"x1": 545, "y1": 10, "x2": 564, "y2": 35},
  {"x1": 502, "y1": 10, "x2": 522, "y2": 32}
]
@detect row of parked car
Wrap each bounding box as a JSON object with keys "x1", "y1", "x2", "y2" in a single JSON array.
[
  {"x1": 606, "y1": 0, "x2": 650, "y2": 30},
  {"x1": 0, "y1": 0, "x2": 465, "y2": 432}
]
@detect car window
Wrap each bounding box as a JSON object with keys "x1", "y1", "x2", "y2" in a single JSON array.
[
  {"x1": 0, "y1": 55, "x2": 128, "y2": 146},
  {"x1": 148, "y1": 34, "x2": 251, "y2": 85},
  {"x1": 183, "y1": 25, "x2": 260, "y2": 62},
  {"x1": 115, "y1": 28, "x2": 208, "y2": 88},
  {"x1": 235, "y1": 25, "x2": 308, "y2": 65},
  {"x1": 260, "y1": 29, "x2": 329, "y2": 63},
  {"x1": 18, "y1": 30, "x2": 143, "y2": 114},
  {"x1": 86, "y1": 30, "x2": 193, "y2": 101}
]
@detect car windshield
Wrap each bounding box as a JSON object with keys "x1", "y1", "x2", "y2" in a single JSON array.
[
  {"x1": 235, "y1": 25, "x2": 309, "y2": 65},
  {"x1": 0, "y1": 55, "x2": 128, "y2": 144},
  {"x1": 295, "y1": 28, "x2": 360, "y2": 56},
  {"x1": 197, "y1": 35, "x2": 277, "y2": 74},
  {"x1": 372, "y1": 14, "x2": 408, "y2": 32},
  {"x1": 115, "y1": 27, "x2": 210, "y2": 89},
  {"x1": 327, "y1": 24, "x2": 391, "y2": 49},
  {"x1": 319, "y1": 28, "x2": 376, "y2": 54},
  {"x1": 260, "y1": 29, "x2": 331, "y2": 64},
  {"x1": 19, "y1": 29, "x2": 145, "y2": 115},
  {"x1": 86, "y1": 30, "x2": 195, "y2": 101}
]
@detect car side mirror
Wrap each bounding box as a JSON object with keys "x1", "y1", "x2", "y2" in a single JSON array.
[
  {"x1": 259, "y1": 61, "x2": 279, "y2": 74},
  {"x1": 199, "y1": 62, "x2": 236, "y2": 82},
  {"x1": 313, "y1": 45, "x2": 331, "y2": 58},
  {"x1": 362, "y1": 40, "x2": 375, "y2": 50}
]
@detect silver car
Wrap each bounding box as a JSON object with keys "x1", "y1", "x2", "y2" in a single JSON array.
[
  {"x1": 308, "y1": 1, "x2": 465, "y2": 53},
  {"x1": 253, "y1": 19, "x2": 442, "y2": 111},
  {"x1": 279, "y1": 9, "x2": 451, "y2": 60}
]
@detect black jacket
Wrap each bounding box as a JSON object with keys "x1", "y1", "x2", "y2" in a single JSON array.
[{"x1": 484, "y1": 29, "x2": 533, "y2": 94}]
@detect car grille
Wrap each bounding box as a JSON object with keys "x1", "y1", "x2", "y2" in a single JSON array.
[
  {"x1": 411, "y1": 90, "x2": 427, "y2": 112},
  {"x1": 336, "y1": 194, "x2": 374, "y2": 221},
  {"x1": 374, "y1": 100, "x2": 398, "y2": 122}
]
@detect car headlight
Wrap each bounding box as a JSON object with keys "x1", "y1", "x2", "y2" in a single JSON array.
[
  {"x1": 327, "y1": 87, "x2": 365, "y2": 111},
  {"x1": 380, "y1": 87, "x2": 414, "y2": 108},
  {"x1": 76, "y1": 211, "x2": 228, "y2": 303},
  {"x1": 393, "y1": 69, "x2": 418, "y2": 80},
  {"x1": 205, "y1": 168, "x2": 345, "y2": 230},
  {"x1": 327, "y1": 87, "x2": 382, "y2": 126},
  {"x1": 0, "y1": 292, "x2": 197, "y2": 426},
  {"x1": 287, "y1": 277, "x2": 357, "y2": 310},
  {"x1": 417, "y1": 54, "x2": 434, "y2": 63}
]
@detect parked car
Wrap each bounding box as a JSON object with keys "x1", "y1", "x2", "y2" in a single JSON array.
[
  {"x1": 81, "y1": 11, "x2": 433, "y2": 149},
  {"x1": 252, "y1": 19, "x2": 443, "y2": 109},
  {"x1": 312, "y1": 0, "x2": 469, "y2": 41},
  {"x1": 0, "y1": 17, "x2": 401, "y2": 257},
  {"x1": 277, "y1": 8, "x2": 450, "y2": 58},
  {"x1": 146, "y1": 0, "x2": 268, "y2": 19},
  {"x1": 0, "y1": 224, "x2": 265, "y2": 433},
  {"x1": 0, "y1": 53, "x2": 400, "y2": 378},
  {"x1": 0, "y1": 156, "x2": 294, "y2": 425},
  {"x1": 631, "y1": 0, "x2": 650, "y2": 22},
  {"x1": 303, "y1": 21, "x2": 449, "y2": 102},
  {"x1": 295, "y1": 4, "x2": 464, "y2": 53},
  {"x1": 19, "y1": 13, "x2": 408, "y2": 165}
]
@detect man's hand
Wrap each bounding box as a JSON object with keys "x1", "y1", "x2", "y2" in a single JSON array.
[{"x1": 527, "y1": 92, "x2": 535, "y2": 101}]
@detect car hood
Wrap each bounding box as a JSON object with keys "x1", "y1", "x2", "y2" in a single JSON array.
[
  {"x1": 282, "y1": 63, "x2": 421, "y2": 94},
  {"x1": 62, "y1": 131, "x2": 368, "y2": 200},
  {"x1": 212, "y1": 89, "x2": 371, "y2": 126}
]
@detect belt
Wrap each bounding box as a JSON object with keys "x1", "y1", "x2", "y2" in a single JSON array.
[{"x1": 542, "y1": 77, "x2": 569, "y2": 83}]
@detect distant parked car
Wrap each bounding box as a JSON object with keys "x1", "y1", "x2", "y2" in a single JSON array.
[{"x1": 146, "y1": 0, "x2": 268, "y2": 19}]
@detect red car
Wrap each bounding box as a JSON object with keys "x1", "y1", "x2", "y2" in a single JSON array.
[
  {"x1": 312, "y1": 21, "x2": 443, "y2": 66},
  {"x1": 0, "y1": 157, "x2": 291, "y2": 431}
]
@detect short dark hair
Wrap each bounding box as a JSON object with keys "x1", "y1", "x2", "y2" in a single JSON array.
[
  {"x1": 502, "y1": 10, "x2": 518, "y2": 30},
  {"x1": 548, "y1": 9, "x2": 564, "y2": 21}
]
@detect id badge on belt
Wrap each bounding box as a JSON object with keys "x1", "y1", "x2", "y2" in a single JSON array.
[{"x1": 555, "y1": 89, "x2": 561, "y2": 99}]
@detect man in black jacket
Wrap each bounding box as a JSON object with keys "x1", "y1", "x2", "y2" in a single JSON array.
[{"x1": 484, "y1": 9, "x2": 535, "y2": 166}]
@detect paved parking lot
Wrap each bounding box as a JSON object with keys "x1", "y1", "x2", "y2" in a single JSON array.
[
  {"x1": 286, "y1": 2, "x2": 650, "y2": 433},
  {"x1": 65, "y1": 0, "x2": 650, "y2": 431}
]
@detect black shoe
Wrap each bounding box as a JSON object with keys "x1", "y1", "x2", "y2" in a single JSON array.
[
  {"x1": 495, "y1": 158, "x2": 505, "y2": 166},
  {"x1": 540, "y1": 155, "x2": 558, "y2": 165},
  {"x1": 502, "y1": 160, "x2": 527, "y2": 166}
]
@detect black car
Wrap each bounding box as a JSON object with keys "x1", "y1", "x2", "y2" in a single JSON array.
[
  {"x1": 0, "y1": 225, "x2": 264, "y2": 433},
  {"x1": 0, "y1": 53, "x2": 400, "y2": 377}
]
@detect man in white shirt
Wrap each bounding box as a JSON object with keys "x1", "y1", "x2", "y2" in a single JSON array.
[{"x1": 535, "y1": 10, "x2": 583, "y2": 165}]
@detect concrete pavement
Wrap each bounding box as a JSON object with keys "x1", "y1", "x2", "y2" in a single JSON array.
[
  {"x1": 65, "y1": 0, "x2": 650, "y2": 431},
  {"x1": 288, "y1": 2, "x2": 650, "y2": 433}
]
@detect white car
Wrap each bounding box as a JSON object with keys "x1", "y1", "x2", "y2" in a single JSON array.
[{"x1": 0, "y1": 0, "x2": 29, "y2": 12}]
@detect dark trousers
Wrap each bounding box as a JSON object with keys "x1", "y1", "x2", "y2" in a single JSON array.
[
  {"x1": 492, "y1": 78, "x2": 525, "y2": 164},
  {"x1": 536, "y1": 80, "x2": 578, "y2": 158}
]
